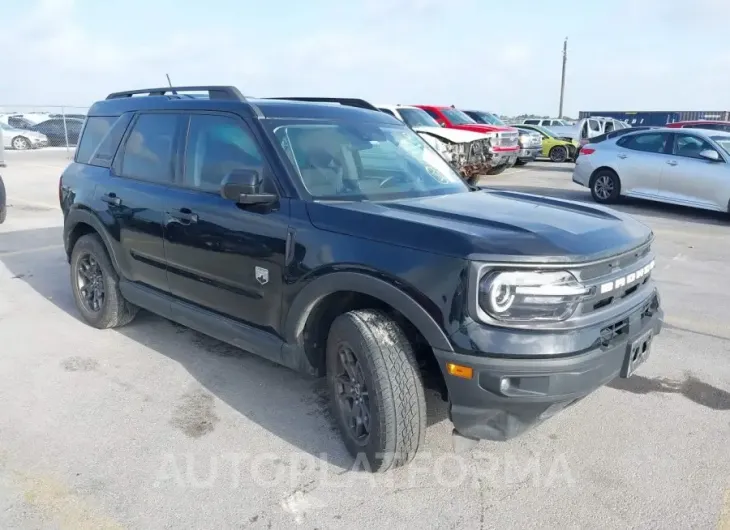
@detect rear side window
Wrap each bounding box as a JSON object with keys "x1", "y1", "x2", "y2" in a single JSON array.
[
  {"x1": 118, "y1": 113, "x2": 180, "y2": 183},
  {"x1": 617, "y1": 132, "x2": 669, "y2": 154},
  {"x1": 589, "y1": 119, "x2": 600, "y2": 132},
  {"x1": 76, "y1": 116, "x2": 123, "y2": 165},
  {"x1": 524, "y1": 119, "x2": 539, "y2": 125}
]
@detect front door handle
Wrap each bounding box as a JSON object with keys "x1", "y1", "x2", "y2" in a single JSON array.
[
  {"x1": 101, "y1": 193, "x2": 121, "y2": 206},
  {"x1": 617, "y1": 154, "x2": 628, "y2": 159},
  {"x1": 169, "y1": 208, "x2": 198, "y2": 224},
  {"x1": 666, "y1": 160, "x2": 678, "y2": 166}
]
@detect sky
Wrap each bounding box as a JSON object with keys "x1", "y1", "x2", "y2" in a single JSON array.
[{"x1": 1, "y1": 0, "x2": 729, "y2": 117}]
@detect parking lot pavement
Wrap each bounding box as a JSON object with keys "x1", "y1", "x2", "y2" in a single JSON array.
[{"x1": 0, "y1": 153, "x2": 728, "y2": 529}]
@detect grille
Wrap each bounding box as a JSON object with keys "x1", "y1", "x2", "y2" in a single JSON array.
[
  {"x1": 574, "y1": 242, "x2": 655, "y2": 316},
  {"x1": 497, "y1": 131, "x2": 519, "y2": 148}
]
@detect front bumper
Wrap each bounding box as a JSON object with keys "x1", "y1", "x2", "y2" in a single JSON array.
[
  {"x1": 434, "y1": 289, "x2": 663, "y2": 441},
  {"x1": 490, "y1": 150, "x2": 518, "y2": 167},
  {"x1": 517, "y1": 147, "x2": 540, "y2": 160}
]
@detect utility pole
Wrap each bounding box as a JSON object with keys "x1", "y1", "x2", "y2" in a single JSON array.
[{"x1": 558, "y1": 37, "x2": 568, "y2": 119}]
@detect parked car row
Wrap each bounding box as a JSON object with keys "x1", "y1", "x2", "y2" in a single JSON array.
[{"x1": 0, "y1": 112, "x2": 86, "y2": 149}]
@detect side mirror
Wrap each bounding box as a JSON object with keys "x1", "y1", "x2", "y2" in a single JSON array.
[
  {"x1": 220, "y1": 168, "x2": 277, "y2": 205},
  {"x1": 437, "y1": 120, "x2": 447, "y2": 127},
  {"x1": 699, "y1": 149, "x2": 722, "y2": 162}
]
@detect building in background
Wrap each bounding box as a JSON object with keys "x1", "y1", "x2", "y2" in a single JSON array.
[{"x1": 578, "y1": 110, "x2": 730, "y2": 127}]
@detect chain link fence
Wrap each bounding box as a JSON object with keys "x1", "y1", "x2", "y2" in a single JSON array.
[{"x1": 0, "y1": 106, "x2": 90, "y2": 158}]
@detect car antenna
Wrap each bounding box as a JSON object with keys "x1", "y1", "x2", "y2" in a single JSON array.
[{"x1": 165, "y1": 74, "x2": 178, "y2": 96}]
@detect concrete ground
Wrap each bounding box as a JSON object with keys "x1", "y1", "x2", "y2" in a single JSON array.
[{"x1": 0, "y1": 151, "x2": 728, "y2": 529}]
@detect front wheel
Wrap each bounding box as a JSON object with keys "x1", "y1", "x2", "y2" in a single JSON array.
[
  {"x1": 549, "y1": 145, "x2": 568, "y2": 163},
  {"x1": 488, "y1": 164, "x2": 508, "y2": 176},
  {"x1": 11, "y1": 136, "x2": 31, "y2": 150},
  {"x1": 590, "y1": 169, "x2": 621, "y2": 204},
  {"x1": 326, "y1": 309, "x2": 427, "y2": 472}
]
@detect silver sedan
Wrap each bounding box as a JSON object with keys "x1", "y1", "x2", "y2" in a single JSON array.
[
  {"x1": 572, "y1": 127, "x2": 730, "y2": 214},
  {"x1": 0, "y1": 122, "x2": 49, "y2": 150}
]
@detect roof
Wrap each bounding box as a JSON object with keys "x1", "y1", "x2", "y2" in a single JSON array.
[
  {"x1": 87, "y1": 87, "x2": 398, "y2": 124},
  {"x1": 667, "y1": 120, "x2": 730, "y2": 127}
]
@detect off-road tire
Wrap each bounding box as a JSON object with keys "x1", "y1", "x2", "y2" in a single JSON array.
[
  {"x1": 549, "y1": 145, "x2": 568, "y2": 163},
  {"x1": 70, "y1": 233, "x2": 138, "y2": 329},
  {"x1": 326, "y1": 309, "x2": 427, "y2": 472},
  {"x1": 590, "y1": 169, "x2": 622, "y2": 204}
]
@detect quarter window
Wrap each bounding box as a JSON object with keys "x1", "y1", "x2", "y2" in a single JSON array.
[
  {"x1": 119, "y1": 113, "x2": 180, "y2": 183},
  {"x1": 183, "y1": 114, "x2": 264, "y2": 193},
  {"x1": 76, "y1": 116, "x2": 118, "y2": 164}
]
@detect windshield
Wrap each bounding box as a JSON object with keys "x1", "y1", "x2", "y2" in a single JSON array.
[
  {"x1": 471, "y1": 111, "x2": 505, "y2": 126},
  {"x1": 266, "y1": 120, "x2": 469, "y2": 201},
  {"x1": 711, "y1": 135, "x2": 730, "y2": 155},
  {"x1": 398, "y1": 108, "x2": 441, "y2": 128},
  {"x1": 441, "y1": 108, "x2": 477, "y2": 125}
]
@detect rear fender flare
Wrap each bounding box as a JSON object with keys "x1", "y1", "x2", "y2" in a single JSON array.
[{"x1": 64, "y1": 208, "x2": 122, "y2": 274}]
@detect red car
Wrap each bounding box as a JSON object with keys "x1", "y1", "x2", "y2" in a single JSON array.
[
  {"x1": 666, "y1": 120, "x2": 730, "y2": 132},
  {"x1": 414, "y1": 105, "x2": 520, "y2": 175}
]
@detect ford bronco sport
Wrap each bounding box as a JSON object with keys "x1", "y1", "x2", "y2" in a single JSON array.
[{"x1": 60, "y1": 86, "x2": 663, "y2": 472}]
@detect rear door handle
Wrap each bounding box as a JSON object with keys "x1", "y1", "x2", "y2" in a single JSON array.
[
  {"x1": 101, "y1": 193, "x2": 121, "y2": 206},
  {"x1": 666, "y1": 160, "x2": 678, "y2": 166},
  {"x1": 169, "y1": 208, "x2": 198, "y2": 224}
]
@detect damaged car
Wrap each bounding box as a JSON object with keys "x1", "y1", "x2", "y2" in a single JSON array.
[{"x1": 378, "y1": 104, "x2": 496, "y2": 185}]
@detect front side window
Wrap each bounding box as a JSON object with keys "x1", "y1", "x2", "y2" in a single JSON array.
[
  {"x1": 440, "y1": 108, "x2": 476, "y2": 125},
  {"x1": 710, "y1": 135, "x2": 730, "y2": 156},
  {"x1": 267, "y1": 120, "x2": 469, "y2": 200},
  {"x1": 119, "y1": 113, "x2": 180, "y2": 183},
  {"x1": 474, "y1": 111, "x2": 505, "y2": 126},
  {"x1": 672, "y1": 133, "x2": 714, "y2": 160},
  {"x1": 183, "y1": 114, "x2": 264, "y2": 193},
  {"x1": 398, "y1": 108, "x2": 441, "y2": 128}
]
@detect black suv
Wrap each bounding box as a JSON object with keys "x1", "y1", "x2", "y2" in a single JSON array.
[{"x1": 60, "y1": 86, "x2": 663, "y2": 472}]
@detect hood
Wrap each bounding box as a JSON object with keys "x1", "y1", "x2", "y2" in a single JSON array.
[
  {"x1": 412, "y1": 126, "x2": 493, "y2": 143},
  {"x1": 547, "y1": 125, "x2": 579, "y2": 140},
  {"x1": 306, "y1": 189, "x2": 653, "y2": 263}
]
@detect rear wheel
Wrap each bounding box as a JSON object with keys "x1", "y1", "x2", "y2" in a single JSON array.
[
  {"x1": 326, "y1": 309, "x2": 427, "y2": 472},
  {"x1": 70, "y1": 234, "x2": 138, "y2": 329},
  {"x1": 549, "y1": 145, "x2": 568, "y2": 163},
  {"x1": 590, "y1": 169, "x2": 621, "y2": 204},
  {"x1": 514, "y1": 159, "x2": 527, "y2": 166}
]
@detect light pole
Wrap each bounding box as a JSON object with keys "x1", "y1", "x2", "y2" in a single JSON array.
[{"x1": 558, "y1": 37, "x2": 568, "y2": 119}]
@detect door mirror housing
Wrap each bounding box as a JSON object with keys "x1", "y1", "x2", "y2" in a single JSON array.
[
  {"x1": 699, "y1": 149, "x2": 722, "y2": 162},
  {"x1": 220, "y1": 168, "x2": 277, "y2": 205}
]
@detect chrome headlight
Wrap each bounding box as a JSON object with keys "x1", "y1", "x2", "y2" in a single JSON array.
[
  {"x1": 478, "y1": 270, "x2": 591, "y2": 323},
  {"x1": 519, "y1": 134, "x2": 529, "y2": 146}
]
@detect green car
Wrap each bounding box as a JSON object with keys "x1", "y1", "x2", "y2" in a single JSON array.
[{"x1": 512, "y1": 124, "x2": 579, "y2": 163}]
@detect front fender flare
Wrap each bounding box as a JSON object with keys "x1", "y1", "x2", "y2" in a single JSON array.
[{"x1": 284, "y1": 271, "x2": 455, "y2": 353}]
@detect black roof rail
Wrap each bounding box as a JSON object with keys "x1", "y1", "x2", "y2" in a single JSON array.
[
  {"x1": 106, "y1": 86, "x2": 246, "y2": 102},
  {"x1": 265, "y1": 97, "x2": 379, "y2": 112}
]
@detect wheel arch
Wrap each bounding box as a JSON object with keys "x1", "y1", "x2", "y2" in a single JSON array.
[
  {"x1": 285, "y1": 271, "x2": 454, "y2": 379},
  {"x1": 64, "y1": 208, "x2": 122, "y2": 275}
]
